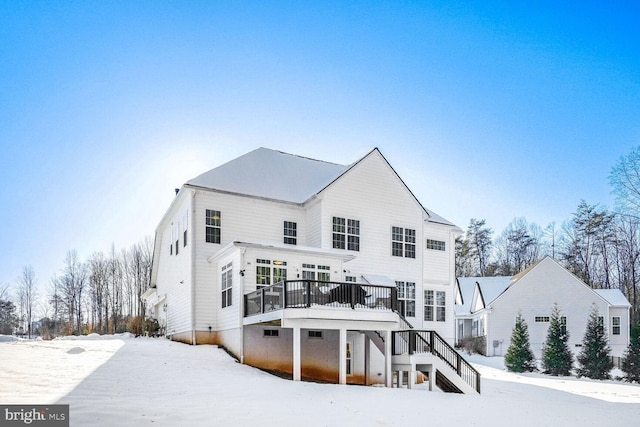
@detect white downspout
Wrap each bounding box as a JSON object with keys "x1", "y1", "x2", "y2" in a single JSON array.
[{"x1": 239, "y1": 247, "x2": 246, "y2": 364}]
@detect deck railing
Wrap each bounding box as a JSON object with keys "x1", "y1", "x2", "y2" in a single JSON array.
[
  {"x1": 392, "y1": 329, "x2": 481, "y2": 394},
  {"x1": 244, "y1": 280, "x2": 397, "y2": 317}
]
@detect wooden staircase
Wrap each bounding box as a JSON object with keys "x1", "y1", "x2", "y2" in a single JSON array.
[{"x1": 391, "y1": 329, "x2": 481, "y2": 394}]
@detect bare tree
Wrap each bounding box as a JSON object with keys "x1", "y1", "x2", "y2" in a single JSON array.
[
  {"x1": 610, "y1": 146, "x2": 640, "y2": 214},
  {"x1": 493, "y1": 218, "x2": 544, "y2": 276},
  {"x1": 58, "y1": 250, "x2": 88, "y2": 334},
  {"x1": 88, "y1": 251, "x2": 109, "y2": 333},
  {"x1": 108, "y1": 244, "x2": 123, "y2": 333},
  {"x1": 16, "y1": 265, "x2": 38, "y2": 338}
]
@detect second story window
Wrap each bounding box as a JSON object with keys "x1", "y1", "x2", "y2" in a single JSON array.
[
  {"x1": 392, "y1": 227, "x2": 416, "y2": 258},
  {"x1": 256, "y1": 259, "x2": 271, "y2": 289},
  {"x1": 206, "y1": 210, "x2": 221, "y2": 244},
  {"x1": 284, "y1": 221, "x2": 297, "y2": 245},
  {"x1": 175, "y1": 221, "x2": 180, "y2": 255},
  {"x1": 396, "y1": 281, "x2": 416, "y2": 318},
  {"x1": 255, "y1": 259, "x2": 288, "y2": 289},
  {"x1": 425, "y1": 289, "x2": 446, "y2": 322},
  {"x1": 426, "y1": 239, "x2": 446, "y2": 251},
  {"x1": 183, "y1": 211, "x2": 188, "y2": 247},
  {"x1": 436, "y1": 291, "x2": 446, "y2": 322},
  {"x1": 333, "y1": 217, "x2": 360, "y2": 251}
]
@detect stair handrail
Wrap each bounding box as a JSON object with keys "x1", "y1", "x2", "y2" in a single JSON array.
[
  {"x1": 393, "y1": 329, "x2": 481, "y2": 394},
  {"x1": 394, "y1": 310, "x2": 414, "y2": 330}
]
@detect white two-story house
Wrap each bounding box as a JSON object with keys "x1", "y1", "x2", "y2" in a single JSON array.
[{"x1": 144, "y1": 147, "x2": 479, "y2": 393}]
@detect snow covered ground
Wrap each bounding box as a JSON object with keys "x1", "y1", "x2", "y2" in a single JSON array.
[{"x1": 1, "y1": 335, "x2": 639, "y2": 426}]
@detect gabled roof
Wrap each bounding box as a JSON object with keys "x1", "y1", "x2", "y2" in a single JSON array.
[
  {"x1": 186, "y1": 147, "x2": 456, "y2": 226},
  {"x1": 594, "y1": 289, "x2": 632, "y2": 307},
  {"x1": 456, "y1": 257, "x2": 633, "y2": 315},
  {"x1": 455, "y1": 276, "x2": 512, "y2": 315},
  {"x1": 187, "y1": 147, "x2": 349, "y2": 204}
]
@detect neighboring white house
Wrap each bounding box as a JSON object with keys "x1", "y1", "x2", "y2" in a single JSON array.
[
  {"x1": 144, "y1": 147, "x2": 480, "y2": 393},
  {"x1": 455, "y1": 256, "x2": 631, "y2": 359}
]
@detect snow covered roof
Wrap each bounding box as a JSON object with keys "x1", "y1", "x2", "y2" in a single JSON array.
[
  {"x1": 456, "y1": 276, "x2": 512, "y2": 315},
  {"x1": 455, "y1": 278, "x2": 478, "y2": 315},
  {"x1": 187, "y1": 147, "x2": 349, "y2": 204},
  {"x1": 185, "y1": 147, "x2": 456, "y2": 226},
  {"x1": 594, "y1": 289, "x2": 631, "y2": 307},
  {"x1": 361, "y1": 274, "x2": 396, "y2": 288},
  {"x1": 476, "y1": 277, "x2": 513, "y2": 305}
]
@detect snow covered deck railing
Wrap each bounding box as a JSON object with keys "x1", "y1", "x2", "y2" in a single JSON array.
[
  {"x1": 392, "y1": 330, "x2": 481, "y2": 394},
  {"x1": 244, "y1": 280, "x2": 398, "y2": 317}
]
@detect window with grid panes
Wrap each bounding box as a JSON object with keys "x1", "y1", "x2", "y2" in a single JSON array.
[
  {"x1": 284, "y1": 221, "x2": 297, "y2": 245},
  {"x1": 221, "y1": 263, "x2": 232, "y2": 308},
  {"x1": 205, "y1": 210, "x2": 221, "y2": 244}
]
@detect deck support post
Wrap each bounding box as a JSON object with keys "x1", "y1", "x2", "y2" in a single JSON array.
[
  {"x1": 384, "y1": 329, "x2": 392, "y2": 388},
  {"x1": 364, "y1": 333, "x2": 370, "y2": 386},
  {"x1": 407, "y1": 364, "x2": 416, "y2": 390},
  {"x1": 293, "y1": 326, "x2": 301, "y2": 381},
  {"x1": 428, "y1": 366, "x2": 435, "y2": 391},
  {"x1": 339, "y1": 328, "x2": 347, "y2": 385}
]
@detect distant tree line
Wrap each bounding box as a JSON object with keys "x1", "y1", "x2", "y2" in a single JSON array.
[
  {"x1": 0, "y1": 236, "x2": 154, "y2": 338},
  {"x1": 456, "y1": 146, "x2": 640, "y2": 325}
]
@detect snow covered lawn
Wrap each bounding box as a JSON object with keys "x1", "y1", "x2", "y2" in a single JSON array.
[{"x1": 1, "y1": 336, "x2": 639, "y2": 426}]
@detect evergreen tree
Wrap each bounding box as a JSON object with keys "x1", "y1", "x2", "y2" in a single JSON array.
[
  {"x1": 622, "y1": 323, "x2": 640, "y2": 383},
  {"x1": 0, "y1": 299, "x2": 19, "y2": 335},
  {"x1": 505, "y1": 313, "x2": 536, "y2": 372},
  {"x1": 576, "y1": 305, "x2": 613, "y2": 379},
  {"x1": 542, "y1": 304, "x2": 573, "y2": 376}
]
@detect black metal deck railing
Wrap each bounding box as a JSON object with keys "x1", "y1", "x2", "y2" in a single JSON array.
[
  {"x1": 244, "y1": 280, "x2": 398, "y2": 317},
  {"x1": 392, "y1": 329, "x2": 481, "y2": 394}
]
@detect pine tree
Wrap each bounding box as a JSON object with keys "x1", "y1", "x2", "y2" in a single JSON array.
[
  {"x1": 505, "y1": 313, "x2": 536, "y2": 372},
  {"x1": 622, "y1": 323, "x2": 640, "y2": 383},
  {"x1": 576, "y1": 305, "x2": 613, "y2": 379},
  {"x1": 542, "y1": 304, "x2": 573, "y2": 376}
]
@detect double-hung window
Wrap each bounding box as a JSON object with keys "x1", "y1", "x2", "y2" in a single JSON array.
[
  {"x1": 424, "y1": 290, "x2": 434, "y2": 321},
  {"x1": 205, "y1": 210, "x2": 221, "y2": 244},
  {"x1": 221, "y1": 263, "x2": 232, "y2": 308},
  {"x1": 333, "y1": 217, "x2": 360, "y2": 251},
  {"x1": 284, "y1": 221, "x2": 297, "y2": 245},
  {"x1": 392, "y1": 227, "x2": 416, "y2": 258},
  {"x1": 436, "y1": 291, "x2": 446, "y2": 322},
  {"x1": 612, "y1": 316, "x2": 621, "y2": 335},
  {"x1": 424, "y1": 289, "x2": 445, "y2": 321},
  {"x1": 396, "y1": 281, "x2": 416, "y2": 318}
]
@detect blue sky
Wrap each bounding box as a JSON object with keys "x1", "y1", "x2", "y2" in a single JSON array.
[{"x1": 1, "y1": 1, "x2": 639, "y2": 294}]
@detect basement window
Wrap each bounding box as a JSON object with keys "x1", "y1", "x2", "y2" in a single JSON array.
[
  {"x1": 308, "y1": 330, "x2": 323, "y2": 339},
  {"x1": 264, "y1": 329, "x2": 279, "y2": 337}
]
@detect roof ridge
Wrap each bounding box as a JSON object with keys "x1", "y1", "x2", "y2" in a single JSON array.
[{"x1": 263, "y1": 147, "x2": 348, "y2": 167}]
